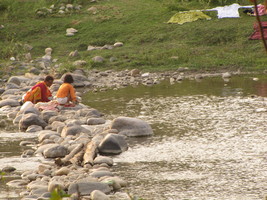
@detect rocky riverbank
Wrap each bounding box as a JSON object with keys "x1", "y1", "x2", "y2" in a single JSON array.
[
  {"x1": 0, "y1": 69, "x2": 155, "y2": 199},
  {"x1": 0, "y1": 49, "x2": 263, "y2": 200}
]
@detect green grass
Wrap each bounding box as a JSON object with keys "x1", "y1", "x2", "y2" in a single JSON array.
[{"x1": 0, "y1": 0, "x2": 266, "y2": 74}]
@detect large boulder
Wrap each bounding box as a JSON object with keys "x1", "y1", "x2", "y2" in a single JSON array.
[
  {"x1": 0, "y1": 99, "x2": 20, "y2": 107},
  {"x1": 19, "y1": 113, "x2": 47, "y2": 131},
  {"x1": 110, "y1": 117, "x2": 153, "y2": 137},
  {"x1": 98, "y1": 134, "x2": 128, "y2": 155}
]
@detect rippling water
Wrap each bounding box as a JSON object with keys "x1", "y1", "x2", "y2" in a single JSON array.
[{"x1": 83, "y1": 75, "x2": 267, "y2": 200}]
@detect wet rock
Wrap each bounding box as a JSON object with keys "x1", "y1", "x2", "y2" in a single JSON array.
[
  {"x1": 43, "y1": 144, "x2": 69, "y2": 158},
  {"x1": 30, "y1": 187, "x2": 48, "y2": 196},
  {"x1": 90, "y1": 170, "x2": 114, "y2": 178},
  {"x1": 2, "y1": 166, "x2": 16, "y2": 173},
  {"x1": 38, "y1": 130, "x2": 60, "y2": 143},
  {"x1": 19, "y1": 113, "x2": 47, "y2": 131},
  {"x1": 35, "y1": 143, "x2": 59, "y2": 155},
  {"x1": 22, "y1": 149, "x2": 35, "y2": 157},
  {"x1": 91, "y1": 190, "x2": 110, "y2": 200},
  {"x1": 19, "y1": 140, "x2": 36, "y2": 146},
  {"x1": 26, "y1": 125, "x2": 43, "y2": 132},
  {"x1": 6, "y1": 179, "x2": 29, "y2": 188},
  {"x1": 0, "y1": 99, "x2": 20, "y2": 107},
  {"x1": 98, "y1": 134, "x2": 128, "y2": 154},
  {"x1": 87, "y1": 118, "x2": 106, "y2": 125},
  {"x1": 68, "y1": 182, "x2": 111, "y2": 195},
  {"x1": 110, "y1": 117, "x2": 153, "y2": 137},
  {"x1": 94, "y1": 156, "x2": 113, "y2": 166},
  {"x1": 27, "y1": 180, "x2": 48, "y2": 190}
]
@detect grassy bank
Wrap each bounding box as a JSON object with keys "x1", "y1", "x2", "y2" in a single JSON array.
[{"x1": 0, "y1": 0, "x2": 266, "y2": 74}]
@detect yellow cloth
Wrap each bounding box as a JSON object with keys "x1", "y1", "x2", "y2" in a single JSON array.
[
  {"x1": 167, "y1": 11, "x2": 211, "y2": 25},
  {"x1": 56, "y1": 83, "x2": 77, "y2": 102}
]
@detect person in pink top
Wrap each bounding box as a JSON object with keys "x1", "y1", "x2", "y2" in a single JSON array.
[{"x1": 56, "y1": 74, "x2": 78, "y2": 105}]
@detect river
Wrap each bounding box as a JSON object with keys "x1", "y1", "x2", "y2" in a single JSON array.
[{"x1": 1, "y1": 74, "x2": 267, "y2": 200}]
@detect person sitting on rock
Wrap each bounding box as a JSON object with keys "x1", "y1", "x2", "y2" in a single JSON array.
[
  {"x1": 23, "y1": 75, "x2": 54, "y2": 104},
  {"x1": 56, "y1": 74, "x2": 78, "y2": 106}
]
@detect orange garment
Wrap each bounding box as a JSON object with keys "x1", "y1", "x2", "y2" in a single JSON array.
[
  {"x1": 24, "y1": 81, "x2": 52, "y2": 104},
  {"x1": 56, "y1": 83, "x2": 77, "y2": 102}
]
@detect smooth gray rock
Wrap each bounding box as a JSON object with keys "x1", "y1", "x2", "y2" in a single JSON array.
[
  {"x1": 41, "y1": 110, "x2": 58, "y2": 123},
  {"x1": 20, "y1": 107, "x2": 40, "y2": 116},
  {"x1": 1, "y1": 89, "x2": 20, "y2": 96},
  {"x1": 93, "y1": 156, "x2": 113, "y2": 166},
  {"x1": 68, "y1": 182, "x2": 111, "y2": 195},
  {"x1": 38, "y1": 130, "x2": 59, "y2": 143},
  {"x1": 91, "y1": 190, "x2": 110, "y2": 200},
  {"x1": 2, "y1": 166, "x2": 16, "y2": 173},
  {"x1": 6, "y1": 179, "x2": 29, "y2": 188},
  {"x1": 35, "y1": 143, "x2": 59, "y2": 154},
  {"x1": 90, "y1": 171, "x2": 114, "y2": 178},
  {"x1": 87, "y1": 118, "x2": 106, "y2": 125},
  {"x1": 7, "y1": 76, "x2": 21, "y2": 86},
  {"x1": 61, "y1": 125, "x2": 83, "y2": 137},
  {"x1": 0, "y1": 99, "x2": 20, "y2": 107},
  {"x1": 19, "y1": 113, "x2": 47, "y2": 131},
  {"x1": 98, "y1": 134, "x2": 128, "y2": 154},
  {"x1": 5, "y1": 82, "x2": 20, "y2": 89},
  {"x1": 43, "y1": 144, "x2": 69, "y2": 158},
  {"x1": 26, "y1": 125, "x2": 43, "y2": 132},
  {"x1": 51, "y1": 121, "x2": 65, "y2": 131},
  {"x1": 110, "y1": 117, "x2": 153, "y2": 137},
  {"x1": 48, "y1": 115, "x2": 67, "y2": 124}
]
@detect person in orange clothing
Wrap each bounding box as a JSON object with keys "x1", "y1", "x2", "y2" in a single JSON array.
[
  {"x1": 23, "y1": 75, "x2": 54, "y2": 104},
  {"x1": 56, "y1": 74, "x2": 78, "y2": 105}
]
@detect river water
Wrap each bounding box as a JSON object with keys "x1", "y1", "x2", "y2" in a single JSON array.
[
  {"x1": 1, "y1": 74, "x2": 267, "y2": 200},
  {"x1": 82, "y1": 74, "x2": 267, "y2": 200}
]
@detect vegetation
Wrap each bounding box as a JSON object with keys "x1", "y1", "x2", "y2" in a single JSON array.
[
  {"x1": 50, "y1": 188, "x2": 70, "y2": 200},
  {"x1": 0, "y1": 0, "x2": 266, "y2": 73}
]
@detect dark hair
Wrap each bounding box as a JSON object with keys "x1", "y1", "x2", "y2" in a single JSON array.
[
  {"x1": 64, "y1": 74, "x2": 74, "y2": 83},
  {"x1": 44, "y1": 75, "x2": 54, "y2": 82}
]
